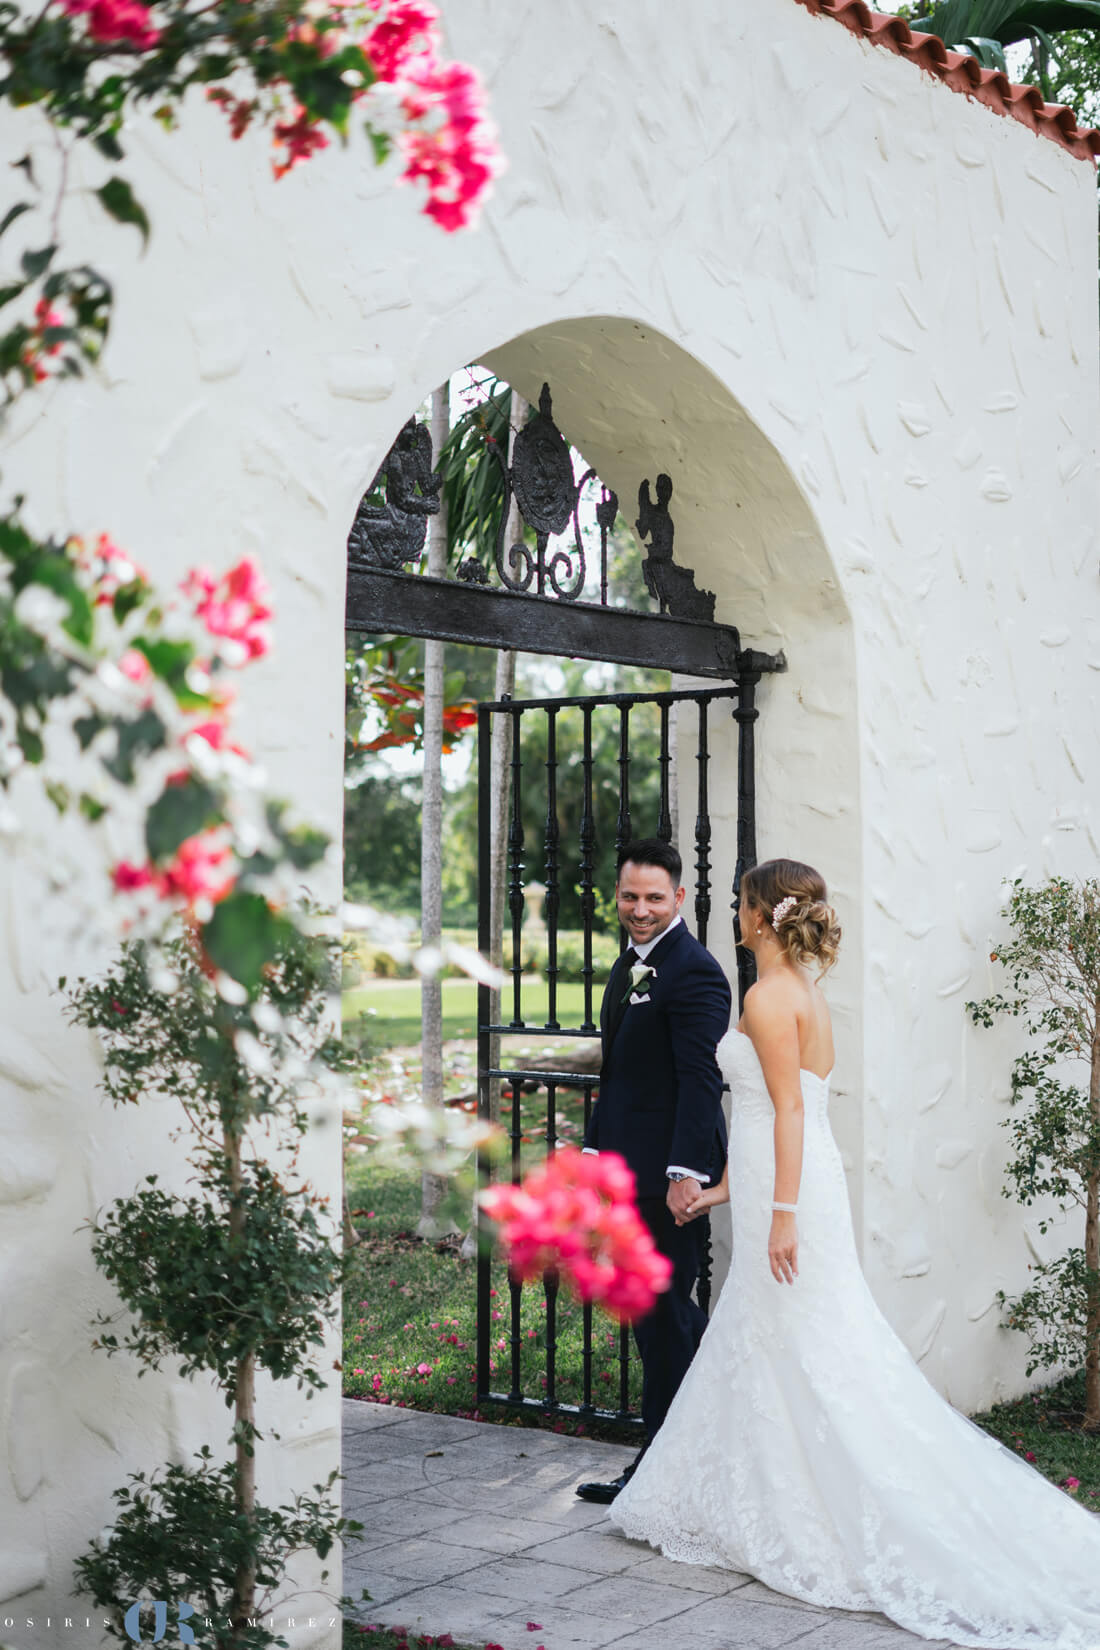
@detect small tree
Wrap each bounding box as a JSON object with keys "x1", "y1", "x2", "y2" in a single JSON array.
[
  {"x1": 67, "y1": 924, "x2": 364, "y2": 1646},
  {"x1": 968, "y1": 876, "x2": 1100, "y2": 1430}
]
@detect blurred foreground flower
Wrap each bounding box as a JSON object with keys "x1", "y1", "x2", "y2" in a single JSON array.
[{"x1": 480, "y1": 1148, "x2": 672, "y2": 1323}]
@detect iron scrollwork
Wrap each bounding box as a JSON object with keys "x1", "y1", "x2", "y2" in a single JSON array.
[
  {"x1": 490, "y1": 383, "x2": 612, "y2": 603},
  {"x1": 347, "y1": 417, "x2": 442, "y2": 571}
]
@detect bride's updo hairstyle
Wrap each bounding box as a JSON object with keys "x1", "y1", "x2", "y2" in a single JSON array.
[{"x1": 741, "y1": 858, "x2": 841, "y2": 978}]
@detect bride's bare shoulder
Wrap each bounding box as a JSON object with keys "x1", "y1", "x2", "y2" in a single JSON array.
[{"x1": 742, "y1": 973, "x2": 800, "y2": 1032}]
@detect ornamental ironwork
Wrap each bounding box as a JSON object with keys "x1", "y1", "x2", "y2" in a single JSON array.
[
  {"x1": 345, "y1": 380, "x2": 784, "y2": 684},
  {"x1": 347, "y1": 417, "x2": 441, "y2": 571}
]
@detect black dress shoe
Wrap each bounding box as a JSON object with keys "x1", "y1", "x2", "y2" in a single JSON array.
[{"x1": 575, "y1": 1471, "x2": 632, "y2": 1503}]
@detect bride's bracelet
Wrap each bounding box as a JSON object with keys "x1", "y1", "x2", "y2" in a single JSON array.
[{"x1": 771, "y1": 1201, "x2": 798, "y2": 1213}]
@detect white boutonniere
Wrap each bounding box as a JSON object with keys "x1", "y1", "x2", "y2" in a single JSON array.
[{"x1": 622, "y1": 962, "x2": 656, "y2": 1006}]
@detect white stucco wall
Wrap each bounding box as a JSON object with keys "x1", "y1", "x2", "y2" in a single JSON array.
[{"x1": 2, "y1": 0, "x2": 1098, "y2": 1636}]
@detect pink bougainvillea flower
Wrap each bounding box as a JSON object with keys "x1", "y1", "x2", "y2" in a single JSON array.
[
  {"x1": 363, "y1": 0, "x2": 437, "y2": 82},
  {"x1": 158, "y1": 830, "x2": 236, "y2": 907},
  {"x1": 186, "y1": 718, "x2": 249, "y2": 760},
  {"x1": 397, "y1": 63, "x2": 500, "y2": 233},
  {"x1": 271, "y1": 106, "x2": 330, "y2": 179},
  {"x1": 61, "y1": 0, "x2": 160, "y2": 49},
  {"x1": 206, "y1": 87, "x2": 258, "y2": 141},
  {"x1": 183, "y1": 556, "x2": 272, "y2": 661},
  {"x1": 112, "y1": 860, "x2": 156, "y2": 892},
  {"x1": 118, "y1": 649, "x2": 153, "y2": 685},
  {"x1": 481, "y1": 1147, "x2": 672, "y2": 1323}
]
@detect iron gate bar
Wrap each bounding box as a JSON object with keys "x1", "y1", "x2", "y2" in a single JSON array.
[
  {"x1": 695, "y1": 699, "x2": 711, "y2": 949},
  {"x1": 658, "y1": 703, "x2": 672, "y2": 842},
  {"x1": 545, "y1": 708, "x2": 560, "y2": 1031},
  {"x1": 579, "y1": 703, "x2": 596, "y2": 1032},
  {"x1": 346, "y1": 567, "x2": 786, "y2": 680},
  {"x1": 734, "y1": 668, "x2": 761, "y2": 1009}
]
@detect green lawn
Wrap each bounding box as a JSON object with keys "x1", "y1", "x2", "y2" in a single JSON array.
[
  {"x1": 342, "y1": 1153, "x2": 642, "y2": 1433},
  {"x1": 342, "y1": 978, "x2": 593, "y2": 1048}
]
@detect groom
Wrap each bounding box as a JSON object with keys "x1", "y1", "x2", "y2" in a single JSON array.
[{"x1": 575, "y1": 837, "x2": 731, "y2": 1503}]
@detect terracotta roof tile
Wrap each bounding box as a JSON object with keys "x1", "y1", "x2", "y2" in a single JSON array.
[{"x1": 793, "y1": 0, "x2": 1100, "y2": 163}]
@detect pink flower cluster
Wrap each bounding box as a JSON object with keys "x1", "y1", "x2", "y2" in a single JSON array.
[
  {"x1": 61, "y1": 0, "x2": 160, "y2": 49},
  {"x1": 364, "y1": 0, "x2": 501, "y2": 231},
  {"x1": 20, "y1": 298, "x2": 67, "y2": 384},
  {"x1": 271, "y1": 105, "x2": 330, "y2": 180},
  {"x1": 182, "y1": 556, "x2": 272, "y2": 662},
  {"x1": 88, "y1": 544, "x2": 272, "y2": 914},
  {"x1": 481, "y1": 1148, "x2": 672, "y2": 1323},
  {"x1": 113, "y1": 829, "x2": 235, "y2": 909}
]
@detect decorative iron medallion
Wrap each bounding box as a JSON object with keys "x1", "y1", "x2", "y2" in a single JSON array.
[
  {"x1": 494, "y1": 383, "x2": 589, "y2": 602},
  {"x1": 510, "y1": 383, "x2": 574, "y2": 536}
]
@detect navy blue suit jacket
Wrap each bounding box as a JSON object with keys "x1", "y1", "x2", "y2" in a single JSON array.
[{"x1": 583, "y1": 921, "x2": 731, "y2": 1200}]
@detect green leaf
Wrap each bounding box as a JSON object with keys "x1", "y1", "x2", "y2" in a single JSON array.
[
  {"x1": 961, "y1": 33, "x2": 1009, "y2": 68},
  {"x1": 133, "y1": 635, "x2": 194, "y2": 692},
  {"x1": 201, "y1": 891, "x2": 293, "y2": 990},
  {"x1": 20, "y1": 245, "x2": 56, "y2": 280},
  {"x1": 95, "y1": 179, "x2": 150, "y2": 249},
  {"x1": 0, "y1": 202, "x2": 31, "y2": 240},
  {"x1": 93, "y1": 131, "x2": 125, "y2": 162},
  {"x1": 104, "y1": 708, "x2": 167, "y2": 785},
  {"x1": 144, "y1": 778, "x2": 221, "y2": 862},
  {"x1": 368, "y1": 128, "x2": 392, "y2": 165}
]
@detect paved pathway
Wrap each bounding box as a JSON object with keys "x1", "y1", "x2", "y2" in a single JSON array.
[{"x1": 341, "y1": 1400, "x2": 959, "y2": 1650}]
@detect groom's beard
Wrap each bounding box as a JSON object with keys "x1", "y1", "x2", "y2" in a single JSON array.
[{"x1": 621, "y1": 910, "x2": 675, "y2": 945}]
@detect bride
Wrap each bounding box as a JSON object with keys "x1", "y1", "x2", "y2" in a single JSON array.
[{"x1": 609, "y1": 857, "x2": 1100, "y2": 1649}]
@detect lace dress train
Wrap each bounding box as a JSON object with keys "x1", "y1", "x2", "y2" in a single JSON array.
[{"x1": 609, "y1": 1030, "x2": 1100, "y2": 1649}]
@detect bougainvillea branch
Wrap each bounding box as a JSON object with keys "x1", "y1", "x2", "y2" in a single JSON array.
[
  {"x1": 0, "y1": 502, "x2": 328, "y2": 986},
  {"x1": 0, "y1": 0, "x2": 503, "y2": 411}
]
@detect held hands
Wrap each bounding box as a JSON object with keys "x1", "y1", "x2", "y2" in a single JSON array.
[
  {"x1": 769, "y1": 1210, "x2": 798, "y2": 1284},
  {"x1": 673, "y1": 1179, "x2": 730, "y2": 1226},
  {"x1": 666, "y1": 1176, "x2": 703, "y2": 1222}
]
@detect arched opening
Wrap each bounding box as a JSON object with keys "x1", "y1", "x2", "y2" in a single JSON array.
[{"x1": 339, "y1": 314, "x2": 863, "y2": 1425}]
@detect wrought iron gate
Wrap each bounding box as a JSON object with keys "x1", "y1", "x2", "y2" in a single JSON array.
[{"x1": 474, "y1": 676, "x2": 762, "y2": 1428}]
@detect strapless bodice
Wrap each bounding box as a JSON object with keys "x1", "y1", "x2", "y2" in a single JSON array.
[{"x1": 717, "y1": 1027, "x2": 832, "y2": 1125}]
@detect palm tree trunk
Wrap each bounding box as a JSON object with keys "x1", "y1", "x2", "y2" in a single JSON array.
[
  {"x1": 418, "y1": 382, "x2": 458, "y2": 1238},
  {"x1": 460, "y1": 391, "x2": 526, "y2": 1258},
  {"x1": 1085, "y1": 994, "x2": 1100, "y2": 1430}
]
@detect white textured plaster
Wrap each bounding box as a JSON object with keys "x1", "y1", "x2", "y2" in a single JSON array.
[{"x1": 0, "y1": 0, "x2": 1098, "y2": 1633}]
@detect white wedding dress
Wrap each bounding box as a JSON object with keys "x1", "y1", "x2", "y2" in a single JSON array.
[{"x1": 609, "y1": 1029, "x2": 1100, "y2": 1648}]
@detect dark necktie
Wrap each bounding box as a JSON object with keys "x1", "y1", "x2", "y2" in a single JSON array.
[{"x1": 609, "y1": 946, "x2": 640, "y2": 1040}]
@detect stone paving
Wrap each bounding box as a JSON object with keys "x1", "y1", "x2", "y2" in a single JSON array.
[{"x1": 341, "y1": 1399, "x2": 961, "y2": 1650}]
